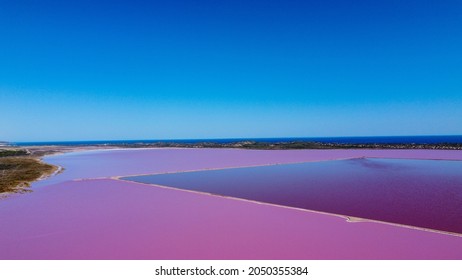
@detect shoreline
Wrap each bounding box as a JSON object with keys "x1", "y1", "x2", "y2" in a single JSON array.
[
  {"x1": 0, "y1": 141, "x2": 462, "y2": 194},
  {"x1": 0, "y1": 145, "x2": 118, "y2": 195},
  {"x1": 3, "y1": 145, "x2": 462, "y2": 195},
  {"x1": 6, "y1": 138, "x2": 462, "y2": 152},
  {"x1": 0, "y1": 156, "x2": 59, "y2": 195}
]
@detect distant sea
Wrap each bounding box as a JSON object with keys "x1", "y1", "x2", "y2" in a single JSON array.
[{"x1": 12, "y1": 135, "x2": 462, "y2": 146}]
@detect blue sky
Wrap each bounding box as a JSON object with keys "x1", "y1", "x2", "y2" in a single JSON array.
[{"x1": 1, "y1": 0, "x2": 461, "y2": 141}]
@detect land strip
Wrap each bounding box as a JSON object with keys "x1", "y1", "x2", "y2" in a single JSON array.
[{"x1": 0, "y1": 149, "x2": 58, "y2": 194}]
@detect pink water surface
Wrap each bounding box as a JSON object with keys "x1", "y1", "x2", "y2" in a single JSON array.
[
  {"x1": 36, "y1": 148, "x2": 462, "y2": 185},
  {"x1": 1, "y1": 148, "x2": 462, "y2": 259},
  {"x1": 124, "y1": 158, "x2": 462, "y2": 234}
]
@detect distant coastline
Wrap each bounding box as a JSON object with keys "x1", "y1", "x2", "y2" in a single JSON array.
[
  {"x1": 2, "y1": 135, "x2": 462, "y2": 194},
  {"x1": 9, "y1": 135, "x2": 462, "y2": 147},
  {"x1": 4, "y1": 135, "x2": 462, "y2": 151}
]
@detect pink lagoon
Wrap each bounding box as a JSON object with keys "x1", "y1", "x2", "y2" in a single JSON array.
[{"x1": 1, "y1": 148, "x2": 462, "y2": 259}]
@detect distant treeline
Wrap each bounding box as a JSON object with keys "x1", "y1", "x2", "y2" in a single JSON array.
[
  {"x1": 107, "y1": 141, "x2": 462, "y2": 150},
  {"x1": 0, "y1": 149, "x2": 30, "y2": 157}
]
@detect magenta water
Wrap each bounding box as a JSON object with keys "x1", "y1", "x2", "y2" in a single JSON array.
[
  {"x1": 2, "y1": 149, "x2": 462, "y2": 259},
  {"x1": 2, "y1": 178, "x2": 462, "y2": 259},
  {"x1": 124, "y1": 158, "x2": 462, "y2": 234}
]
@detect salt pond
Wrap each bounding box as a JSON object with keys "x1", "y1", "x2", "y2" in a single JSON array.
[{"x1": 124, "y1": 158, "x2": 462, "y2": 234}]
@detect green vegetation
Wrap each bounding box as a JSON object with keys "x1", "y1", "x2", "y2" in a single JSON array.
[
  {"x1": 0, "y1": 157, "x2": 57, "y2": 194},
  {"x1": 0, "y1": 149, "x2": 29, "y2": 157},
  {"x1": 111, "y1": 141, "x2": 462, "y2": 150}
]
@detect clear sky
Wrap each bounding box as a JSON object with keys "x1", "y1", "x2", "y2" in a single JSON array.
[{"x1": 1, "y1": 0, "x2": 461, "y2": 141}]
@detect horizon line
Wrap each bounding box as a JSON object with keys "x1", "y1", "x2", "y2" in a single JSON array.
[{"x1": 7, "y1": 134, "x2": 462, "y2": 144}]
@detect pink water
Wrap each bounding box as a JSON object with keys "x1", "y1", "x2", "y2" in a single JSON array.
[
  {"x1": 124, "y1": 158, "x2": 462, "y2": 234},
  {"x1": 1, "y1": 148, "x2": 462, "y2": 259}
]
